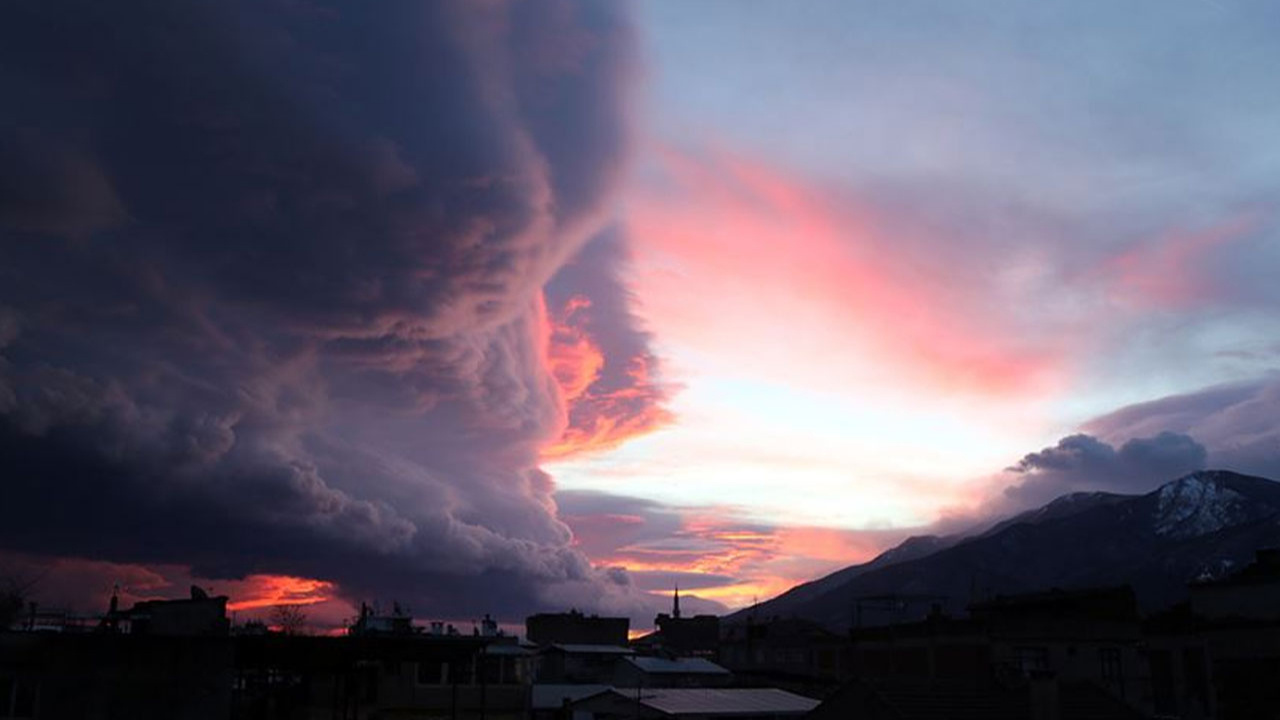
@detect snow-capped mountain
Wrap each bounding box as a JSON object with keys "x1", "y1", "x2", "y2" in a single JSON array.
[
  {"x1": 726, "y1": 470, "x2": 1280, "y2": 629},
  {"x1": 1152, "y1": 470, "x2": 1268, "y2": 538}
]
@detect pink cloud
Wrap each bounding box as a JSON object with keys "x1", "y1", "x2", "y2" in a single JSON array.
[
  {"x1": 1096, "y1": 213, "x2": 1261, "y2": 309},
  {"x1": 540, "y1": 292, "x2": 674, "y2": 460},
  {"x1": 627, "y1": 144, "x2": 1070, "y2": 397},
  {"x1": 558, "y1": 497, "x2": 910, "y2": 611}
]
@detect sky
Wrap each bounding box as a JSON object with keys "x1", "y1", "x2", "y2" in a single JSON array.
[{"x1": 2, "y1": 0, "x2": 1280, "y2": 631}]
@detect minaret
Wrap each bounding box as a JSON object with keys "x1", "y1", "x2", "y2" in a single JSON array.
[{"x1": 673, "y1": 584, "x2": 681, "y2": 619}]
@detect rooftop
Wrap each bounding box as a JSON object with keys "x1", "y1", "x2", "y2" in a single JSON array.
[
  {"x1": 549, "y1": 643, "x2": 634, "y2": 654},
  {"x1": 531, "y1": 684, "x2": 613, "y2": 709},
  {"x1": 632, "y1": 687, "x2": 820, "y2": 716},
  {"x1": 625, "y1": 656, "x2": 730, "y2": 675}
]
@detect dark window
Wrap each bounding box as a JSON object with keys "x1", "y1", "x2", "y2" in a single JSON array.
[
  {"x1": 11, "y1": 680, "x2": 36, "y2": 718},
  {"x1": 1099, "y1": 648, "x2": 1122, "y2": 681},
  {"x1": 417, "y1": 660, "x2": 449, "y2": 685},
  {"x1": 1150, "y1": 650, "x2": 1176, "y2": 715},
  {"x1": 1183, "y1": 646, "x2": 1209, "y2": 712},
  {"x1": 480, "y1": 656, "x2": 503, "y2": 684},
  {"x1": 1015, "y1": 646, "x2": 1049, "y2": 675}
]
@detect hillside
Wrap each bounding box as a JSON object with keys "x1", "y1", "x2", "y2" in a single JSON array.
[{"x1": 728, "y1": 470, "x2": 1280, "y2": 629}]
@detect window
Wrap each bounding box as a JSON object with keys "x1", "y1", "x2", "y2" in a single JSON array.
[
  {"x1": 0, "y1": 677, "x2": 37, "y2": 719},
  {"x1": 417, "y1": 659, "x2": 450, "y2": 685},
  {"x1": 1099, "y1": 648, "x2": 1123, "y2": 685},
  {"x1": 1014, "y1": 646, "x2": 1049, "y2": 675},
  {"x1": 1183, "y1": 646, "x2": 1209, "y2": 712}
]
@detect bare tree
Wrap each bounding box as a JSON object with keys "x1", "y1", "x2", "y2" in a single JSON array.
[
  {"x1": 0, "y1": 579, "x2": 24, "y2": 629},
  {"x1": 0, "y1": 564, "x2": 42, "y2": 630},
  {"x1": 269, "y1": 603, "x2": 309, "y2": 635}
]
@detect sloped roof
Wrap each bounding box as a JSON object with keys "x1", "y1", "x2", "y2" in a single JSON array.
[
  {"x1": 809, "y1": 680, "x2": 1146, "y2": 720},
  {"x1": 532, "y1": 684, "x2": 612, "y2": 709},
  {"x1": 550, "y1": 643, "x2": 634, "y2": 654},
  {"x1": 635, "y1": 688, "x2": 819, "y2": 716},
  {"x1": 625, "y1": 656, "x2": 731, "y2": 675}
]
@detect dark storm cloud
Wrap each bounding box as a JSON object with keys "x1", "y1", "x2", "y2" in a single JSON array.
[
  {"x1": 0, "y1": 0, "x2": 657, "y2": 619},
  {"x1": 1000, "y1": 432, "x2": 1207, "y2": 509},
  {"x1": 555, "y1": 489, "x2": 687, "y2": 560}
]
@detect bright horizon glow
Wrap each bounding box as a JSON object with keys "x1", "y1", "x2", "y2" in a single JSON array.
[{"x1": 545, "y1": 0, "x2": 1280, "y2": 611}]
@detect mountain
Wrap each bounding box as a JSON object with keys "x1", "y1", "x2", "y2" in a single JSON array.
[{"x1": 728, "y1": 470, "x2": 1280, "y2": 629}]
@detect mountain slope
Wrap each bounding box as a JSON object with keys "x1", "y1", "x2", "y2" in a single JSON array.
[{"x1": 732, "y1": 470, "x2": 1280, "y2": 629}]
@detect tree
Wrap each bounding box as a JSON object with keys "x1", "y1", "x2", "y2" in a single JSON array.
[
  {"x1": 0, "y1": 565, "x2": 41, "y2": 630},
  {"x1": 0, "y1": 579, "x2": 23, "y2": 629},
  {"x1": 269, "y1": 603, "x2": 308, "y2": 635}
]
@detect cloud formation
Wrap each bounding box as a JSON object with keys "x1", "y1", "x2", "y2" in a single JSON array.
[
  {"x1": 556, "y1": 489, "x2": 907, "y2": 610},
  {"x1": 1085, "y1": 375, "x2": 1280, "y2": 481},
  {"x1": 0, "y1": 0, "x2": 668, "y2": 622},
  {"x1": 543, "y1": 228, "x2": 675, "y2": 459},
  {"x1": 984, "y1": 375, "x2": 1280, "y2": 518},
  {"x1": 1001, "y1": 432, "x2": 1207, "y2": 509}
]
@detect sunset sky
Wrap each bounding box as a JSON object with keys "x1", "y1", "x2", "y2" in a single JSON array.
[{"x1": 3, "y1": 0, "x2": 1280, "y2": 630}]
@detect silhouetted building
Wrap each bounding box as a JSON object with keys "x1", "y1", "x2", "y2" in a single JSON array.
[
  {"x1": 0, "y1": 632, "x2": 233, "y2": 720},
  {"x1": 233, "y1": 632, "x2": 533, "y2": 720},
  {"x1": 536, "y1": 643, "x2": 634, "y2": 684},
  {"x1": 720, "y1": 617, "x2": 847, "y2": 683},
  {"x1": 847, "y1": 587, "x2": 1149, "y2": 716},
  {"x1": 531, "y1": 683, "x2": 613, "y2": 720},
  {"x1": 613, "y1": 656, "x2": 732, "y2": 688},
  {"x1": 526, "y1": 610, "x2": 629, "y2": 646},
  {"x1": 564, "y1": 687, "x2": 819, "y2": 720},
  {"x1": 125, "y1": 586, "x2": 230, "y2": 637},
  {"x1": 348, "y1": 601, "x2": 415, "y2": 636},
  {"x1": 643, "y1": 589, "x2": 719, "y2": 658},
  {"x1": 807, "y1": 676, "x2": 1145, "y2": 720},
  {"x1": 0, "y1": 587, "x2": 233, "y2": 719},
  {"x1": 1189, "y1": 547, "x2": 1280, "y2": 621},
  {"x1": 1147, "y1": 549, "x2": 1280, "y2": 720}
]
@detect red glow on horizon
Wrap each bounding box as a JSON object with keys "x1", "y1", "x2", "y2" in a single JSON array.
[
  {"x1": 564, "y1": 506, "x2": 898, "y2": 611},
  {"x1": 224, "y1": 575, "x2": 335, "y2": 612}
]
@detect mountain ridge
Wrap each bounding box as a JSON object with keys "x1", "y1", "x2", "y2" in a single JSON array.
[{"x1": 726, "y1": 469, "x2": 1280, "y2": 629}]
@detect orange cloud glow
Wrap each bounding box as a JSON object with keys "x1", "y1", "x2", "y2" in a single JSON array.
[
  {"x1": 541, "y1": 294, "x2": 674, "y2": 460},
  {"x1": 566, "y1": 505, "x2": 904, "y2": 611},
  {"x1": 224, "y1": 575, "x2": 336, "y2": 612},
  {"x1": 546, "y1": 295, "x2": 605, "y2": 404}
]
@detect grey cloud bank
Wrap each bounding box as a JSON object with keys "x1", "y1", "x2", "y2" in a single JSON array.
[{"x1": 0, "y1": 0, "x2": 668, "y2": 621}]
